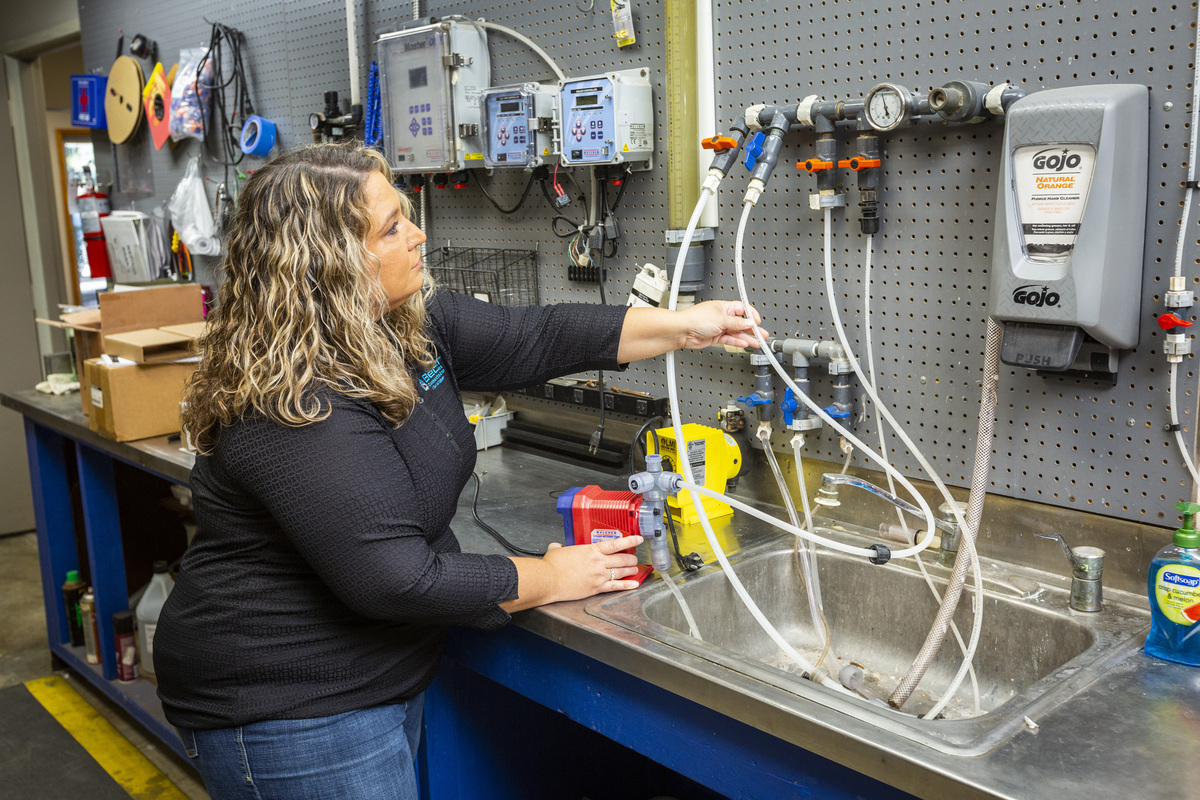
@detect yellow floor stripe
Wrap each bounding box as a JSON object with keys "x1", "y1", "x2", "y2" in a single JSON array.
[{"x1": 24, "y1": 676, "x2": 191, "y2": 800}]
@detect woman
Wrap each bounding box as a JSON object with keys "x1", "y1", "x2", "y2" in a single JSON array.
[{"x1": 154, "y1": 144, "x2": 763, "y2": 800}]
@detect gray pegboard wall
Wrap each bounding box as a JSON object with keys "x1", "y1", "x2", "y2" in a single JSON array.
[{"x1": 75, "y1": 0, "x2": 1200, "y2": 526}]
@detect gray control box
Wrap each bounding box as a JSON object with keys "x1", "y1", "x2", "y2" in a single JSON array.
[{"x1": 989, "y1": 84, "x2": 1149, "y2": 373}]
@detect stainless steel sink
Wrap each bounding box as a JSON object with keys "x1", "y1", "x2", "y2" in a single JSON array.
[{"x1": 587, "y1": 527, "x2": 1150, "y2": 756}]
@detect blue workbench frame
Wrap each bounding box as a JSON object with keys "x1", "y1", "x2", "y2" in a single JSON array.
[
  {"x1": 23, "y1": 417, "x2": 188, "y2": 760},
  {"x1": 19, "y1": 408, "x2": 914, "y2": 798}
]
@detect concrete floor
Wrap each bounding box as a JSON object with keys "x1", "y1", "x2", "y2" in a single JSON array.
[{"x1": 0, "y1": 530, "x2": 209, "y2": 800}]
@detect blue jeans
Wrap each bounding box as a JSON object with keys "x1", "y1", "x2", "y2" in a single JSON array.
[{"x1": 177, "y1": 695, "x2": 424, "y2": 800}]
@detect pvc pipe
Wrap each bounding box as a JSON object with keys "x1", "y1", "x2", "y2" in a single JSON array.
[
  {"x1": 695, "y1": 0, "x2": 718, "y2": 228},
  {"x1": 346, "y1": 0, "x2": 361, "y2": 108}
]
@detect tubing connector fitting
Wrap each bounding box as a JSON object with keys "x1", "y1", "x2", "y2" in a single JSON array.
[
  {"x1": 744, "y1": 178, "x2": 766, "y2": 207},
  {"x1": 1166, "y1": 275, "x2": 1196, "y2": 309},
  {"x1": 629, "y1": 454, "x2": 683, "y2": 571}
]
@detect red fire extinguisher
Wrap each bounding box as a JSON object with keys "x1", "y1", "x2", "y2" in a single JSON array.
[{"x1": 78, "y1": 167, "x2": 111, "y2": 280}]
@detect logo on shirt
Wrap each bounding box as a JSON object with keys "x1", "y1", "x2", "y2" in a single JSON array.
[{"x1": 418, "y1": 357, "x2": 446, "y2": 391}]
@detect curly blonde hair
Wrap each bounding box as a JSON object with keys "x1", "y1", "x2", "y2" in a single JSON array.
[{"x1": 183, "y1": 144, "x2": 435, "y2": 453}]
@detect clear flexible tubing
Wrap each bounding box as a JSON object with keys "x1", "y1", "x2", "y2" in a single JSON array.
[
  {"x1": 789, "y1": 436, "x2": 836, "y2": 671},
  {"x1": 860, "y1": 235, "x2": 980, "y2": 715},
  {"x1": 731, "y1": 200, "x2": 984, "y2": 712},
  {"x1": 730, "y1": 200, "x2": 939, "y2": 561},
  {"x1": 667, "y1": 183, "x2": 848, "y2": 693},
  {"x1": 1172, "y1": 1, "x2": 1200, "y2": 280},
  {"x1": 1169, "y1": 362, "x2": 1200, "y2": 500},
  {"x1": 444, "y1": 16, "x2": 566, "y2": 82},
  {"x1": 663, "y1": 573, "x2": 703, "y2": 640},
  {"x1": 759, "y1": 426, "x2": 835, "y2": 665},
  {"x1": 811, "y1": 208, "x2": 987, "y2": 710},
  {"x1": 1167, "y1": 4, "x2": 1200, "y2": 491}
]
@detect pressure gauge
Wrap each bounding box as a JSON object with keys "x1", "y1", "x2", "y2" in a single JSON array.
[
  {"x1": 863, "y1": 83, "x2": 916, "y2": 132},
  {"x1": 309, "y1": 112, "x2": 323, "y2": 132}
]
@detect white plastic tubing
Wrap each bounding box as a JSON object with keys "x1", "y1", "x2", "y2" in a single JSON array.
[
  {"x1": 730, "y1": 201, "x2": 940, "y2": 561},
  {"x1": 1166, "y1": 3, "x2": 1200, "y2": 495},
  {"x1": 667, "y1": 184, "x2": 848, "y2": 693}
]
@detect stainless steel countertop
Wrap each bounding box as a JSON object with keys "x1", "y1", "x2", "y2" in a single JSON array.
[{"x1": 6, "y1": 388, "x2": 1195, "y2": 800}]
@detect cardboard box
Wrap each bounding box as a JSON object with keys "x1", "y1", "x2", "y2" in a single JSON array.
[
  {"x1": 83, "y1": 357, "x2": 197, "y2": 442},
  {"x1": 37, "y1": 284, "x2": 204, "y2": 414}
]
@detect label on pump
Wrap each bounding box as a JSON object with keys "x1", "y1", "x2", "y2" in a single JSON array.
[
  {"x1": 589, "y1": 528, "x2": 623, "y2": 544},
  {"x1": 686, "y1": 439, "x2": 706, "y2": 485},
  {"x1": 1154, "y1": 564, "x2": 1200, "y2": 626},
  {"x1": 1012, "y1": 143, "x2": 1096, "y2": 260}
]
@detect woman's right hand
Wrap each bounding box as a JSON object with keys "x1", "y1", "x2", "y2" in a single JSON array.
[
  {"x1": 543, "y1": 535, "x2": 644, "y2": 600},
  {"x1": 502, "y1": 535, "x2": 644, "y2": 613}
]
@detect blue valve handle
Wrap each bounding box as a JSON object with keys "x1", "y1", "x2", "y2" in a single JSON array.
[
  {"x1": 743, "y1": 131, "x2": 766, "y2": 172},
  {"x1": 781, "y1": 387, "x2": 799, "y2": 427},
  {"x1": 823, "y1": 403, "x2": 851, "y2": 420},
  {"x1": 736, "y1": 392, "x2": 772, "y2": 408}
]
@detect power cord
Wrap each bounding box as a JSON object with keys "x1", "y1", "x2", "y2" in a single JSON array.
[
  {"x1": 469, "y1": 472, "x2": 544, "y2": 556},
  {"x1": 472, "y1": 169, "x2": 536, "y2": 214},
  {"x1": 196, "y1": 21, "x2": 254, "y2": 190}
]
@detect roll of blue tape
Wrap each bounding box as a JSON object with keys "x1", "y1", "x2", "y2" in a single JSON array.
[{"x1": 239, "y1": 115, "x2": 277, "y2": 157}]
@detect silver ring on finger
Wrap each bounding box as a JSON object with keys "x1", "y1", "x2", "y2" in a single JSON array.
[{"x1": 610, "y1": 567, "x2": 615, "y2": 581}]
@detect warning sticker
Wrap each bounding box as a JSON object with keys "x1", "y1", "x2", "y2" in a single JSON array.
[
  {"x1": 686, "y1": 439, "x2": 706, "y2": 485},
  {"x1": 1012, "y1": 144, "x2": 1096, "y2": 259}
]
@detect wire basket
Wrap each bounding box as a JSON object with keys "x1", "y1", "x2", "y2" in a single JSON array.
[{"x1": 426, "y1": 246, "x2": 539, "y2": 306}]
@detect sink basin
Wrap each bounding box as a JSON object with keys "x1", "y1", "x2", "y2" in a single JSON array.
[{"x1": 587, "y1": 529, "x2": 1150, "y2": 755}]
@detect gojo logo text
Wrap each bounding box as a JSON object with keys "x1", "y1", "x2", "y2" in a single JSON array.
[
  {"x1": 1031, "y1": 148, "x2": 1082, "y2": 171},
  {"x1": 1012, "y1": 284, "x2": 1061, "y2": 308}
]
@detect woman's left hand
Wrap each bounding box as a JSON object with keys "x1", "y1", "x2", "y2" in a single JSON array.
[{"x1": 676, "y1": 300, "x2": 768, "y2": 350}]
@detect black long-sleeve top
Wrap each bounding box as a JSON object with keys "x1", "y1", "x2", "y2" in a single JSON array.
[{"x1": 155, "y1": 290, "x2": 628, "y2": 728}]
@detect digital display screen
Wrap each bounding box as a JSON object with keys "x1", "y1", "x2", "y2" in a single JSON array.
[
  {"x1": 408, "y1": 67, "x2": 428, "y2": 89},
  {"x1": 574, "y1": 94, "x2": 599, "y2": 107},
  {"x1": 500, "y1": 101, "x2": 521, "y2": 113}
]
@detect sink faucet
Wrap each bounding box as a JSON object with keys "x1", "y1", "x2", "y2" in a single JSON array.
[
  {"x1": 814, "y1": 474, "x2": 964, "y2": 563},
  {"x1": 1035, "y1": 534, "x2": 1105, "y2": 612}
]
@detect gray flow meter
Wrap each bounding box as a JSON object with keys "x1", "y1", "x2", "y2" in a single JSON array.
[
  {"x1": 479, "y1": 83, "x2": 558, "y2": 169},
  {"x1": 378, "y1": 21, "x2": 491, "y2": 173},
  {"x1": 989, "y1": 84, "x2": 1149, "y2": 377}
]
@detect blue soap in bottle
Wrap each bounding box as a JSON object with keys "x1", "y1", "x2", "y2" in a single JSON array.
[{"x1": 1145, "y1": 501, "x2": 1200, "y2": 666}]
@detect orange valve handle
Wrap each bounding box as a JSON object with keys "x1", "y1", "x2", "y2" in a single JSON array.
[
  {"x1": 1158, "y1": 313, "x2": 1194, "y2": 330},
  {"x1": 702, "y1": 135, "x2": 738, "y2": 151},
  {"x1": 798, "y1": 158, "x2": 834, "y2": 172},
  {"x1": 837, "y1": 157, "x2": 882, "y2": 171}
]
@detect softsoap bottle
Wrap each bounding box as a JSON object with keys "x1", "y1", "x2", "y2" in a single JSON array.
[{"x1": 1145, "y1": 501, "x2": 1200, "y2": 666}]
